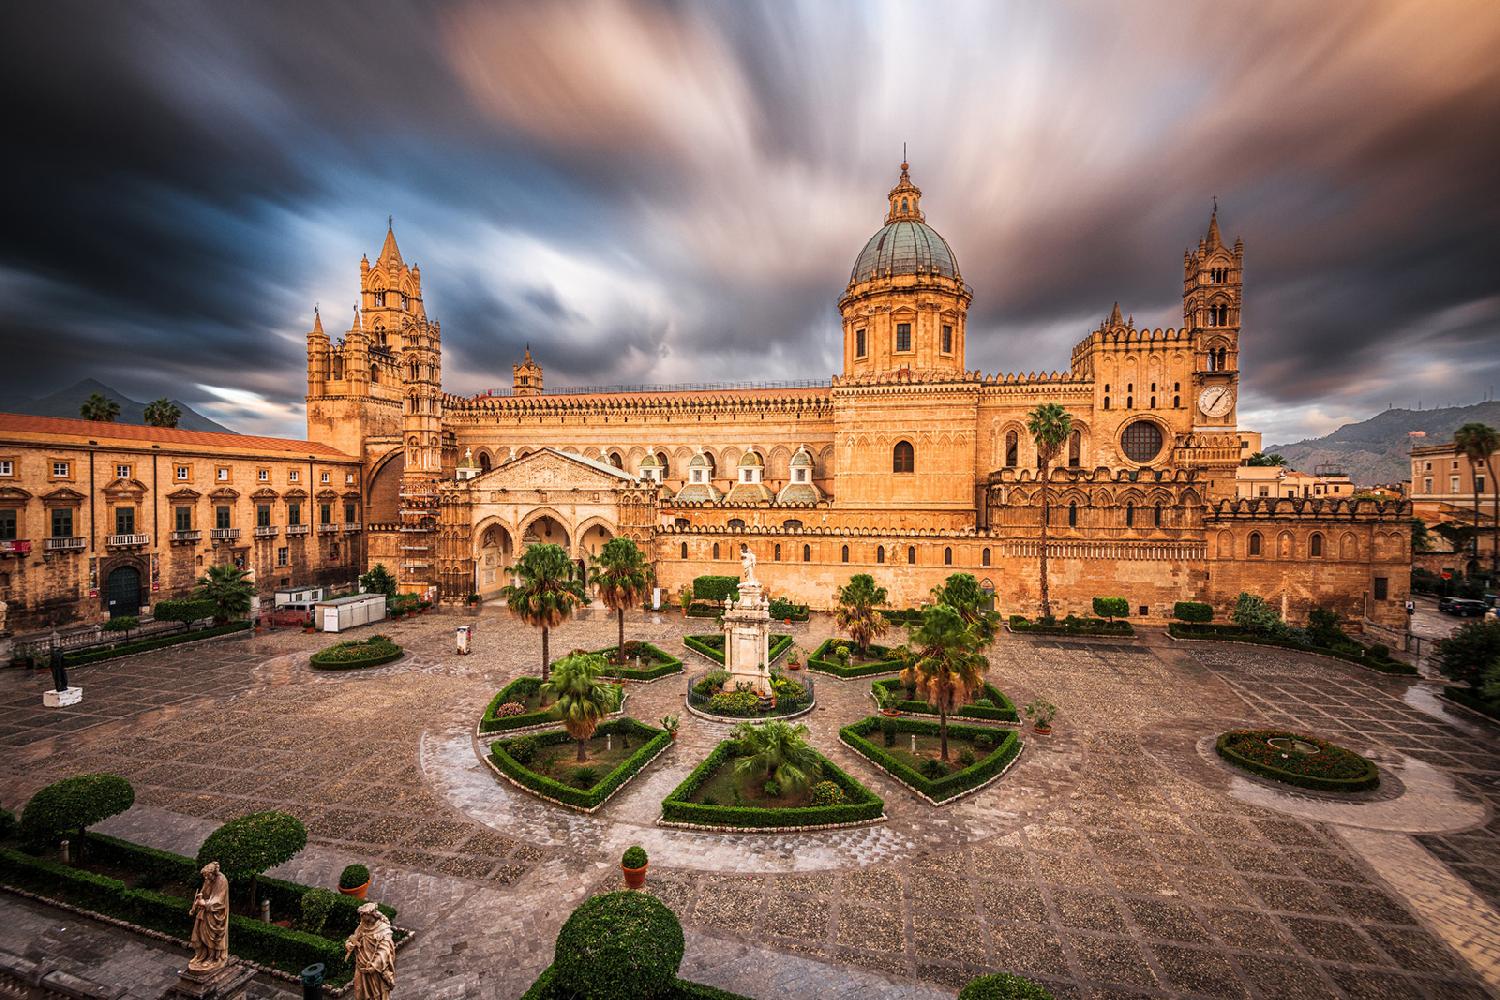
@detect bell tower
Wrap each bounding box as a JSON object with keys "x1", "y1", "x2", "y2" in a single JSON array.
[
  {"x1": 1184, "y1": 205, "x2": 1244, "y2": 429},
  {"x1": 396, "y1": 315, "x2": 443, "y2": 596},
  {"x1": 513, "y1": 346, "x2": 544, "y2": 396}
]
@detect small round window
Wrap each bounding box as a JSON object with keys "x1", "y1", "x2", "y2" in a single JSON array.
[{"x1": 1120, "y1": 420, "x2": 1164, "y2": 463}]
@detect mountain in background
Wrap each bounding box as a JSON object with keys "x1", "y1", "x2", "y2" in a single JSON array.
[
  {"x1": 6, "y1": 378, "x2": 236, "y2": 434},
  {"x1": 1267, "y1": 401, "x2": 1500, "y2": 486}
]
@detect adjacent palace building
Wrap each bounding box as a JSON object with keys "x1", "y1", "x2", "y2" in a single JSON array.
[{"x1": 0, "y1": 163, "x2": 1411, "y2": 631}]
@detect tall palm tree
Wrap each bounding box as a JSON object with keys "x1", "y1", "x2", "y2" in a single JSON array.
[
  {"x1": 193, "y1": 564, "x2": 256, "y2": 624},
  {"x1": 904, "y1": 604, "x2": 988, "y2": 760},
  {"x1": 1454, "y1": 423, "x2": 1498, "y2": 574},
  {"x1": 503, "y1": 542, "x2": 586, "y2": 681},
  {"x1": 1025, "y1": 402, "x2": 1074, "y2": 618},
  {"x1": 731, "y1": 719, "x2": 823, "y2": 794},
  {"x1": 143, "y1": 398, "x2": 182, "y2": 428},
  {"x1": 589, "y1": 536, "x2": 654, "y2": 664},
  {"x1": 1245, "y1": 452, "x2": 1287, "y2": 467},
  {"x1": 79, "y1": 393, "x2": 120, "y2": 422},
  {"x1": 543, "y1": 653, "x2": 617, "y2": 762},
  {"x1": 834, "y1": 573, "x2": 888, "y2": 656},
  {"x1": 930, "y1": 572, "x2": 999, "y2": 646}
]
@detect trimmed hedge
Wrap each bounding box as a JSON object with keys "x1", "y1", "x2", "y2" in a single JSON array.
[
  {"x1": 489, "y1": 718, "x2": 671, "y2": 810},
  {"x1": 1443, "y1": 686, "x2": 1500, "y2": 721},
  {"x1": 309, "y1": 636, "x2": 403, "y2": 671},
  {"x1": 842, "y1": 716, "x2": 1022, "y2": 803},
  {"x1": 62, "y1": 621, "x2": 250, "y2": 666},
  {"x1": 1173, "y1": 601, "x2": 1214, "y2": 623},
  {"x1": 871, "y1": 678, "x2": 1019, "y2": 722},
  {"x1": 553, "y1": 891, "x2": 684, "y2": 999},
  {"x1": 660, "y1": 741, "x2": 883, "y2": 829},
  {"x1": 479, "y1": 676, "x2": 624, "y2": 733},
  {"x1": 805, "y1": 638, "x2": 904, "y2": 678},
  {"x1": 1168, "y1": 623, "x2": 1417, "y2": 675},
  {"x1": 692, "y1": 576, "x2": 739, "y2": 602},
  {"x1": 682, "y1": 633, "x2": 793, "y2": 666},
  {"x1": 19, "y1": 774, "x2": 134, "y2": 845},
  {"x1": 152, "y1": 598, "x2": 216, "y2": 625},
  {"x1": 1091, "y1": 597, "x2": 1129, "y2": 620},
  {"x1": 577, "y1": 642, "x2": 684, "y2": 681},
  {"x1": 521, "y1": 966, "x2": 752, "y2": 1000},
  {"x1": 960, "y1": 973, "x2": 1056, "y2": 999},
  {"x1": 1215, "y1": 729, "x2": 1379, "y2": 792},
  {"x1": 1008, "y1": 614, "x2": 1134, "y2": 637},
  {"x1": 685, "y1": 603, "x2": 725, "y2": 618},
  {"x1": 879, "y1": 608, "x2": 924, "y2": 626}
]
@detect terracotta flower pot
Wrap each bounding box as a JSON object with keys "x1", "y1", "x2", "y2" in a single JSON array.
[
  {"x1": 622, "y1": 863, "x2": 648, "y2": 889},
  {"x1": 1034, "y1": 724, "x2": 1052, "y2": 736},
  {"x1": 881, "y1": 708, "x2": 899, "y2": 717},
  {"x1": 339, "y1": 881, "x2": 370, "y2": 900}
]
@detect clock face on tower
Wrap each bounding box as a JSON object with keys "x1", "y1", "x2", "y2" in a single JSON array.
[{"x1": 1198, "y1": 385, "x2": 1235, "y2": 419}]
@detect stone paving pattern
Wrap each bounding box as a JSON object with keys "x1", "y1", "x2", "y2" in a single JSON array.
[{"x1": 0, "y1": 607, "x2": 1497, "y2": 999}]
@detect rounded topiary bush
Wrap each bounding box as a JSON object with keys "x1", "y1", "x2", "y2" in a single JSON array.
[
  {"x1": 809, "y1": 780, "x2": 844, "y2": 806},
  {"x1": 197, "y1": 811, "x2": 308, "y2": 896},
  {"x1": 959, "y1": 972, "x2": 1055, "y2": 999},
  {"x1": 20, "y1": 774, "x2": 135, "y2": 846},
  {"x1": 553, "y1": 891, "x2": 684, "y2": 999}
]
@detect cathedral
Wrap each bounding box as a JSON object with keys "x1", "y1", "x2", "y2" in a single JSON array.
[{"x1": 304, "y1": 164, "x2": 1411, "y2": 626}]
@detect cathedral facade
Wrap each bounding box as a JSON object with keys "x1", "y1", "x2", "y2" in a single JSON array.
[{"x1": 305, "y1": 165, "x2": 1411, "y2": 626}]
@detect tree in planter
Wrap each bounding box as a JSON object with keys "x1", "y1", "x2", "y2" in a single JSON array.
[
  {"x1": 834, "y1": 573, "x2": 889, "y2": 657},
  {"x1": 154, "y1": 598, "x2": 215, "y2": 626},
  {"x1": 503, "y1": 543, "x2": 587, "y2": 681},
  {"x1": 19, "y1": 774, "x2": 135, "y2": 853},
  {"x1": 102, "y1": 615, "x2": 139, "y2": 640},
  {"x1": 589, "y1": 537, "x2": 654, "y2": 665},
  {"x1": 932, "y1": 573, "x2": 1000, "y2": 644},
  {"x1": 196, "y1": 810, "x2": 307, "y2": 909},
  {"x1": 543, "y1": 653, "x2": 618, "y2": 762},
  {"x1": 1436, "y1": 619, "x2": 1500, "y2": 688},
  {"x1": 193, "y1": 564, "x2": 255, "y2": 624},
  {"x1": 731, "y1": 719, "x2": 823, "y2": 795},
  {"x1": 1091, "y1": 597, "x2": 1129, "y2": 623},
  {"x1": 1025, "y1": 402, "x2": 1073, "y2": 619},
  {"x1": 1454, "y1": 422, "x2": 1498, "y2": 575},
  {"x1": 904, "y1": 604, "x2": 988, "y2": 760},
  {"x1": 358, "y1": 564, "x2": 398, "y2": 600}
]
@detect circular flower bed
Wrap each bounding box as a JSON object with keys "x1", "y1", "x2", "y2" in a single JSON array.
[
  {"x1": 309, "y1": 635, "x2": 403, "y2": 671},
  {"x1": 1215, "y1": 729, "x2": 1379, "y2": 792}
]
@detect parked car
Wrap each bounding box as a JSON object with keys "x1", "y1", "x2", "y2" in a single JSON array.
[{"x1": 1439, "y1": 597, "x2": 1489, "y2": 617}]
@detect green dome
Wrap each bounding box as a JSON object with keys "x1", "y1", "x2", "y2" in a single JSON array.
[{"x1": 850, "y1": 220, "x2": 960, "y2": 284}]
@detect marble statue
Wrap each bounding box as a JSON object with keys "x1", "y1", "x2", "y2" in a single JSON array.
[
  {"x1": 739, "y1": 545, "x2": 757, "y2": 585},
  {"x1": 345, "y1": 902, "x2": 397, "y2": 1000},
  {"x1": 188, "y1": 862, "x2": 230, "y2": 973}
]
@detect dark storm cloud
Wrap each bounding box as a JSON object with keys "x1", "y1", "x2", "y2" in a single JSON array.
[{"x1": 2, "y1": 0, "x2": 1498, "y2": 440}]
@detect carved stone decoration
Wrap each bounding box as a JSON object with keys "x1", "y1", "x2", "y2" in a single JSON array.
[
  {"x1": 188, "y1": 862, "x2": 230, "y2": 973},
  {"x1": 346, "y1": 902, "x2": 397, "y2": 1000}
]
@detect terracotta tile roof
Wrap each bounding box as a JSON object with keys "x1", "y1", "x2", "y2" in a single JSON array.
[{"x1": 0, "y1": 412, "x2": 357, "y2": 460}]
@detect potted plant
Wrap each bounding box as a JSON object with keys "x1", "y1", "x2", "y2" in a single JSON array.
[
  {"x1": 338, "y1": 863, "x2": 370, "y2": 899},
  {"x1": 621, "y1": 845, "x2": 648, "y2": 889},
  {"x1": 660, "y1": 714, "x2": 680, "y2": 741},
  {"x1": 1024, "y1": 699, "x2": 1057, "y2": 736},
  {"x1": 875, "y1": 686, "x2": 900, "y2": 717},
  {"x1": 786, "y1": 645, "x2": 803, "y2": 671},
  {"x1": 677, "y1": 584, "x2": 693, "y2": 616}
]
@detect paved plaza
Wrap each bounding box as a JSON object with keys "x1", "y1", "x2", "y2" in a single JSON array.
[{"x1": 2, "y1": 607, "x2": 1499, "y2": 999}]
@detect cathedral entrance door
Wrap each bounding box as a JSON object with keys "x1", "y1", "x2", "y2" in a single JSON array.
[{"x1": 105, "y1": 565, "x2": 142, "y2": 618}]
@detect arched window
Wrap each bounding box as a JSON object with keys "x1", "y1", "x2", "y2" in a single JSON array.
[
  {"x1": 876, "y1": 546, "x2": 885, "y2": 564},
  {"x1": 1125, "y1": 502, "x2": 1135, "y2": 527},
  {"x1": 1173, "y1": 395, "x2": 1180, "y2": 408},
  {"x1": 803, "y1": 544, "x2": 811, "y2": 562},
  {"x1": 1068, "y1": 431, "x2": 1081, "y2": 467},
  {"x1": 1104, "y1": 396, "x2": 1110, "y2": 410},
  {"x1": 782, "y1": 519, "x2": 804, "y2": 531},
  {"x1": 608, "y1": 451, "x2": 624, "y2": 469},
  {"x1": 727, "y1": 518, "x2": 746, "y2": 530},
  {"x1": 1126, "y1": 395, "x2": 1133, "y2": 409},
  {"x1": 1309, "y1": 532, "x2": 1323, "y2": 557},
  {"x1": 680, "y1": 542, "x2": 688, "y2": 559},
  {"x1": 893, "y1": 440, "x2": 915, "y2": 474},
  {"x1": 982, "y1": 547, "x2": 991, "y2": 567},
  {"x1": 1216, "y1": 347, "x2": 1228, "y2": 370},
  {"x1": 1005, "y1": 430, "x2": 1019, "y2": 468},
  {"x1": 478, "y1": 452, "x2": 492, "y2": 472},
  {"x1": 370, "y1": 364, "x2": 379, "y2": 384},
  {"x1": 907, "y1": 546, "x2": 916, "y2": 565},
  {"x1": 774, "y1": 543, "x2": 782, "y2": 561},
  {"x1": 1248, "y1": 531, "x2": 1262, "y2": 556},
  {"x1": 409, "y1": 360, "x2": 419, "y2": 380},
  {"x1": 712, "y1": 542, "x2": 720, "y2": 560},
  {"x1": 1154, "y1": 503, "x2": 1163, "y2": 527},
  {"x1": 841, "y1": 544, "x2": 849, "y2": 563},
  {"x1": 1068, "y1": 502, "x2": 1078, "y2": 527},
  {"x1": 944, "y1": 547, "x2": 953, "y2": 566},
  {"x1": 656, "y1": 452, "x2": 670, "y2": 476}
]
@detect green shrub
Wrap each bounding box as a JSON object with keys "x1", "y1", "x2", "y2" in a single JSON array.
[
  {"x1": 509, "y1": 735, "x2": 540, "y2": 765},
  {"x1": 958, "y1": 748, "x2": 977, "y2": 767},
  {"x1": 1367, "y1": 643, "x2": 1390, "y2": 659},
  {"x1": 1232, "y1": 593, "x2": 1286, "y2": 636},
  {"x1": 763, "y1": 779, "x2": 782, "y2": 798},
  {"x1": 309, "y1": 636, "x2": 403, "y2": 670},
  {"x1": 1437, "y1": 621, "x2": 1500, "y2": 687},
  {"x1": 809, "y1": 781, "x2": 844, "y2": 806},
  {"x1": 358, "y1": 564, "x2": 397, "y2": 599},
  {"x1": 880, "y1": 716, "x2": 898, "y2": 747},
  {"x1": 1173, "y1": 601, "x2": 1213, "y2": 623},
  {"x1": 586, "y1": 641, "x2": 685, "y2": 681},
  {"x1": 706, "y1": 690, "x2": 762, "y2": 716},
  {"x1": 959, "y1": 972, "x2": 1055, "y2": 999},
  {"x1": 622, "y1": 845, "x2": 647, "y2": 869},
  {"x1": 338, "y1": 864, "x2": 370, "y2": 890},
  {"x1": 974, "y1": 732, "x2": 995, "y2": 752},
  {"x1": 661, "y1": 742, "x2": 883, "y2": 829},
  {"x1": 1305, "y1": 607, "x2": 1344, "y2": 647},
  {"x1": 552, "y1": 891, "x2": 685, "y2": 999},
  {"x1": 870, "y1": 678, "x2": 1019, "y2": 722},
  {"x1": 63, "y1": 621, "x2": 251, "y2": 666},
  {"x1": 299, "y1": 888, "x2": 339, "y2": 935},
  {"x1": 196, "y1": 812, "x2": 307, "y2": 900},
  {"x1": 692, "y1": 575, "x2": 739, "y2": 602},
  {"x1": 693, "y1": 670, "x2": 731, "y2": 697},
  {"x1": 20, "y1": 774, "x2": 135, "y2": 846},
  {"x1": 921, "y1": 758, "x2": 948, "y2": 780},
  {"x1": 1215, "y1": 730, "x2": 1379, "y2": 792},
  {"x1": 841, "y1": 717, "x2": 1024, "y2": 803},
  {"x1": 768, "y1": 597, "x2": 809, "y2": 621},
  {"x1": 1167, "y1": 623, "x2": 1418, "y2": 675},
  {"x1": 490, "y1": 720, "x2": 671, "y2": 811},
  {"x1": 153, "y1": 598, "x2": 215, "y2": 624},
  {"x1": 804, "y1": 638, "x2": 905, "y2": 678},
  {"x1": 0, "y1": 808, "x2": 14, "y2": 841},
  {"x1": 1006, "y1": 615, "x2": 1134, "y2": 637},
  {"x1": 572, "y1": 766, "x2": 600, "y2": 787},
  {"x1": 1091, "y1": 597, "x2": 1129, "y2": 621},
  {"x1": 103, "y1": 615, "x2": 139, "y2": 633}
]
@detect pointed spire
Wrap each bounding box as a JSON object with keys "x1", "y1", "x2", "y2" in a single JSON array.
[
  {"x1": 1108, "y1": 302, "x2": 1123, "y2": 327},
  {"x1": 1205, "y1": 198, "x2": 1222, "y2": 248},
  {"x1": 312, "y1": 307, "x2": 324, "y2": 335},
  {"x1": 378, "y1": 218, "x2": 403, "y2": 267},
  {"x1": 524, "y1": 343, "x2": 532, "y2": 363}
]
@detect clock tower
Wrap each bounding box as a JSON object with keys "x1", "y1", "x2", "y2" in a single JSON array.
[{"x1": 1184, "y1": 205, "x2": 1243, "y2": 430}]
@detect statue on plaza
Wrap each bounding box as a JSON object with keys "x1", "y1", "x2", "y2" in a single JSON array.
[
  {"x1": 187, "y1": 861, "x2": 230, "y2": 973},
  {"x1": 740, "y1": 544, "x2": 757, "y2": 586},
  {"x1": 345, "y1": 902, "x2": 397, "y2": 1000}
]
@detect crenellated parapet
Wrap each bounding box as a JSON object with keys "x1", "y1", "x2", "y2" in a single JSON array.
[
  {"x1": 442, "y1": 387, "x2": 832, "y2": 421},
  {"x1": 988, "y1": 466, "x2": 1203, "y2": 486},
  {"x1": 1206, "y1": 497, "x2": 1412, "y2": 521}
]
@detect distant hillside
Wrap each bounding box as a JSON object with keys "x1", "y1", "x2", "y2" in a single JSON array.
[
  {"x1": 8, "y1": 378, "x2": 235, "y2": 434},
  {"x1": 1267, "y1": 401, "x2": 1500, "y2": 485}
]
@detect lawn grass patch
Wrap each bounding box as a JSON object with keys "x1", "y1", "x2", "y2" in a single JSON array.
[
  {"x1": 660, "y1": 740, "x2": 882, "y2": 830},
  {"x1": 805, "y1": 638, "x2": 905, "y2": 678},
  {"x1": 488, "y1": 718, "x2": 670, "y2": 812},
  {"x1": 841, "y1": 716, "x2": 1023, "y2": 803}
]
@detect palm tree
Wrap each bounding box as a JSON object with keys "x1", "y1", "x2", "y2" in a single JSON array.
[
  {"x1": 79, "y1": 393, "x2": 120, "y2": 422},
  {"x1": 589, "y1": 536, "x2": 654, "y2": 664},
  {"x1": 503, "y1": 542, "x2": 586, "y2": 681},
  {"x1": 930, "y1": 572, "x2": 999, "y2": 646},
  {"x1": 1025, "y1": 402, "x2": 1074, "y2": 619},
  {"x1": 904, "y1": 604, "x2": 988, "y2": 760},
  {"x1": 1455, "y1": 423, "x2": 1499, "y2": 576},
  {"x1": 834, "y1": 573, "x2": 888, "y2": 657},
  {"x1": 143, "y1": 398, "x2": 182, "y2": 428},
  {"x1": 731, "y1": 720, "x2": 823, "y2": 794},
  {"x1": 1245, "y1": 452, "x2": 1287, "y2": 467},
  {"x1": 542, "y1": 653, "x2": 617, "y2": 762},
  {"x1": 194, "y1": 564, "x2": 256, "y2": 624}
]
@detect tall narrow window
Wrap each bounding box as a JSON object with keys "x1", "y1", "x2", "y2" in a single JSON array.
[
  {"x1": 895, "y1": 323, "x2": 912, "y2": 353},
  {"x1": 680, "y1": 542, "x2": 688, "y2": 559},
  {"x1": 893, "y1": 440, "x2": 915, "y2": 473},
  {"x1": 1067, "y1": 502, "x2": 1078, "y2": 527},
  {"x1": 256, "y1": 504, "x2": 271, "y2": 527},
  {"x1": 1005, "y1": 431, "x2": 1019, "y2": 468},
  {"x1": 1068, "y1": 430, "x2": 1081, "y2": 467},
  {"x1": 803, "y1": 544, "x2": 811, "y2": 562},
  {"x1": 982, "y1": 547, "x2": 991, "y2": 567},
  {"x1": 907, "y1": 546, "x2": 915, "y2": 565},
  {"x1": 1154, "y1": 503, "x2": 1163, "y2": 527},
  {"x1": 841, "y1": 544, "x2": 849, "y2": 563},
  {"x1": 855, "y1": 329, "x2": 867, "y2": 358},
  {"x1": 712, "y1": 543, "x2": 720, "y2": 560},
  {"x1": 1248, "y1": 531, "x2": 1262, "y2": 556},
  {"x1": 774, "y1": 544, "x2": 782, "y2": 561},
  {"x1": 941, "y1": 325, "x2": 953, "y2": 354},
  {"x1": 876, "y1": 546, "x2": 885, "y2": 564},
  {"x1": 214, "y1": 506, "x2": 230, "y2": 529},
  {"x1": 1125, "y1": 502, "x2": 1135, "y2": 527},
  {"x1": 1309, "y1": 533, "x2": 1323, "y2": 557},
  {"x1": 944, "y1": 547, "x2": 952, "y2": 565},
  {"x1": 52, "y1": 508, "x2": 75, "y2": 538}
]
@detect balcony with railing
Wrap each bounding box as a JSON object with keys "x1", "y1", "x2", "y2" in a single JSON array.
[
  {"x1": 106, "y1": 533, "x2": 150, "y2": 548},
  {"x1": 285, "y1": 524, "x2": 311, "y2": 536},
  {"x1": 209, "y1": 528, "x2": 241, "y2": 542},
  {"x1": 1, "y1": 539, "x2": 34, "y2": 556},
  {"x1": 43, "y1": 536, "x2": 86, "y2": 552},
  {"x1": 253, "y1": 525, "x2": 279, "y2": 538},
  {"x1": 341, "y1": 522, "x2": 362, "y2": 533},
  {"x1": 169, "y1": 530, "x2": 202, "y2": 543},
  {"x1": 317, "y1": 523, "x2": 339, "y2": 534}
]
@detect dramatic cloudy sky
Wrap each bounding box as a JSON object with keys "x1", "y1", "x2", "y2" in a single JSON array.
[{"x1": 2, "y1": 0, "x2": 1498, "y2": 444}]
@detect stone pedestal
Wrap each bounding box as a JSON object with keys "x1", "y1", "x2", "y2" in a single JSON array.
[
  {"x1": 42, "y1": 686, "x2": 83, "y2": 708},
  {"x1": 721, "y1": 579, "x2": 772, "y2": 696},
  {"x1": 161, "y1": 961, "x2": 256, "y2": 1000}
]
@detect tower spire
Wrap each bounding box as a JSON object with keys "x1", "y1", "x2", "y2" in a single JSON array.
[
  {"x1": 1205, "y1": 199, "x2": 1222, "y2": 248},
  {"x1": 885, "y1": 158, "x2": 923, "y2": 224}
]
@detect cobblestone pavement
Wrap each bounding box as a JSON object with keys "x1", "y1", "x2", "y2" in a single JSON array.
[{"x1": 1, "y1": 609, "x2": 1498, "y2": 998}]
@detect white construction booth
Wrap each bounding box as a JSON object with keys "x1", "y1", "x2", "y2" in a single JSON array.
[{"x1": 316, "y1": 594, "x2": 387, "y2": 633}]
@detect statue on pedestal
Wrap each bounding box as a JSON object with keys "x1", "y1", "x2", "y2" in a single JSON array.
[
  {"x1": 345, "y1": 902, "x2": 397, "y2": 1000},
  {"x1": 739, "y1": 545, "x2": 757, "y2": 587},
  {"x1": 188, "y1": 862, "x2": 230, "y2": 973}
]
